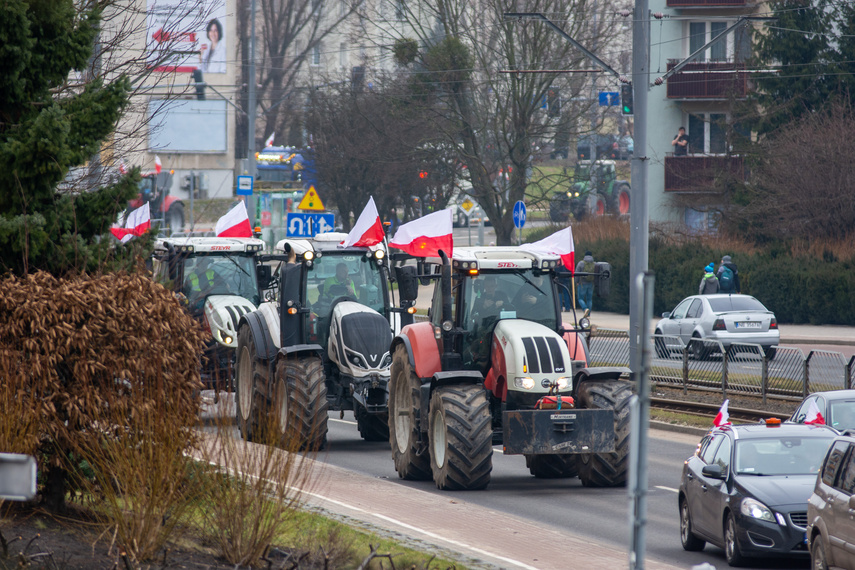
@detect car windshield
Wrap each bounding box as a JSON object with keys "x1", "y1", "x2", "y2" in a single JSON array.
[
  {"x1": 708, "y1": 296, "x2": 768, "y2": 313},
  {"x1": 182, "y1": 253, "x2": 259, "y2": 307},
  {"x1": 735, "y1": 435, "x2": 834, "y2": 476}
]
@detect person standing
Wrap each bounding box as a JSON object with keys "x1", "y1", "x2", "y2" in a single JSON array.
[
  {"x1": 574, "y1": 251, "x2": 596, "y2": 311},
  {"x1": 716, "y1": 255, "x2": 741, "y2": 294},
  {"x1": 699, "y1": 263, "x2": 720, "y2": 295},
  {"x1": 672, "y1": 127, "x2": 689, "y2": 156},
  {"x1": 555, "y1": 260, "x2": 573, "y2": 310}
]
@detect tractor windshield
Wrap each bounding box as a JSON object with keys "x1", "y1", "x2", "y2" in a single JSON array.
[{"x1": 181, "y1": 253, "x2": 260, "y2": 312}]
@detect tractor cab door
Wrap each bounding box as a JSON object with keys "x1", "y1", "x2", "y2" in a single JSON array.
[{"x1": 280, "y1": 262, "x2": 307, "y2": 347}]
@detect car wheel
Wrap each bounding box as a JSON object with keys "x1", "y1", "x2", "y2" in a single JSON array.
[
  {"x1": 654, "y1": 330, "x2": 669, "y2": 359},
  {"x1": 679, "y1": 498, "x2": 705, "y2": 552},
  {"x1": 811, "y1": 536, "x2": 829, "y2": 570},
  {"x1": 725, "y1": 512, "x2": 746, "y2": 567},
  {"x1": 691, "y1": 334, "x2": 710, "y2": 361},
  {"x1": 764, "y1": 346, "x2": 777, "y2": 361}
]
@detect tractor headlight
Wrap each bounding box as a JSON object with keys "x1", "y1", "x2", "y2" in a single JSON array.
[
  {"x1": 554, "y1": 377, "x2": 569, "y2": 389},
  {"x1": 303, "y1": 251, "x2": 315, "y2": 261},
  {"x1": 374, "y1": 249, "x2": 385, "y2": 260},
  {"x1": 574, "y1": 191, "x2": 580, "y2": 197},
  {"x1": 348, "y1": 353, "x2": 365, "y2": 368},
  {"x1": 217, "y1": 330, "x2": 234, "y2": 345},
  {"x1": 579, "y1": 316, "x2": 591, "y2": 330},
  {"x1": 514, "y1": 377, "x2": 535, "y2": 390},
  {"x1": 441, "y1": 320, "x2": 453, "y2": 332},
  {"x1": 381, "y1": 354, "x2": 392, "y2": 368}
]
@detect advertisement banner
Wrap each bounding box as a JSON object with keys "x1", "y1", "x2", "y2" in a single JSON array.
[{"x1": 146, "y1": 0, "x2": 227, "y2": 74}]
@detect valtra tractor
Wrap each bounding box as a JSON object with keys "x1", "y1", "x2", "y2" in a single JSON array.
[
  {"x1": 235, "y1": 232, "x2": 414, "y2": 448},
  {"x1": 388, "y1": 247, "x2": 633, "y2": 490}
]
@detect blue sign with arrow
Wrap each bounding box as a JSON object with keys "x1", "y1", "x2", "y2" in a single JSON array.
[
  {"x1": 286, "y1": 212, "x2": 335, "y2": 238},
  {"x1": 599, "y1": 91, "x2": 620, "y2": 107},
  {"x1": 513, "y1": 200, "x2": 526, "y2": 229}
]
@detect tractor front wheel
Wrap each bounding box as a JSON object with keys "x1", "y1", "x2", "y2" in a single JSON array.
[
  {"x1": 235, "y1": 326, "x2": 265, "y2": 442},
  {"x1": 273, "y1": 356, "x2": 328, "y2": 450},
  {"x1": 429, "y1": 385, "x2": 493, "y2": 490},
  {"x1": 576, "y1": 379, "x2": 632, "y2": 487},
  {"x1": 389, "y1": 345, "x2": 432, "y2": 480}
]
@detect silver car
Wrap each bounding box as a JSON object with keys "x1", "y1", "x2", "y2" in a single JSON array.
[{"x1": 655, "y1": 294, "x2": 780, "y2": 360}]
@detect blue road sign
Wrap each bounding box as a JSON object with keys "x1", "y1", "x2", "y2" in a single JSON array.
[
  {"x1": 236, "y1": 175, "x2": 254, "y2": 196},
  {"x1": 599, "y1": 91, "x2": 620, "y2": 107},
  {"x1": 513, "y1": 201, "x2": 527, "y2": 229},
  {"x1": 286, "y1": 212, "x2": 335, "y2": 238}
]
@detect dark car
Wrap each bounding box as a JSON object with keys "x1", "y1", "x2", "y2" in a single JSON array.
[
  {"x1": 789, "y1": 390, "x2": 855, "y2": 432},
  {"x1": 679, "y1": 421, "x2": 838, "y2": 567},
  {"x1": 807, "y1": 433, "x2": 855, "y2": 570}
]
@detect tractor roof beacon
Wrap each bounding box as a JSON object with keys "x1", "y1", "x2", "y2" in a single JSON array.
[
  {"x1": 234, "y1": 232, "x2": 411, "y2": 448},
  {"x1": 389, "y1": 246, "x2": 633, "y2": 490},
  {"x1": 152, "y1": 236, "x2": 266, "y2": 394}
]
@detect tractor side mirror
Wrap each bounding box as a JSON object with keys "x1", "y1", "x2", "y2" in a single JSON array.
[
  {"x1": 257, "y1": 263, "x2": 272, "y2": 291},
  {"x1": 395, "y1": 265, "x2": 419, "y2": 303},
  {"x1": 594, "y1": 261, "x2": 611, "y2": 299}
]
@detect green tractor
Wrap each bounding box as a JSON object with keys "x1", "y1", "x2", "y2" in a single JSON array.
[{"x1": 549, "y1": 160, "x2": 631, "y2": 222}]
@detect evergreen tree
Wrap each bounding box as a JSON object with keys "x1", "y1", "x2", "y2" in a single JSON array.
[{"x1": 0, "y1": 0, "x2": 140, "y2": 277}]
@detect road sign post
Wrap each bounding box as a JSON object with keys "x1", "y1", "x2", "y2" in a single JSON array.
[
  {"x1": 513, "y1": 200, "x2": 526, "y2": 245},
  {"x1": 236, "y1": 175, "x2": 254, "y2": 196}
]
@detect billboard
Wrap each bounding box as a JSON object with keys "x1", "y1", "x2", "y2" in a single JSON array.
[
  {"x1": 148, "y1": 99, "x2": 228, "y2": 153},
  {"x1": 146, "y1": 0, "x2": 227, "y2": 74}
]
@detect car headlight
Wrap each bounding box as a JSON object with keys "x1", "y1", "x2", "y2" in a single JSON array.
[
  {"x1": 514, "y1": 377, "x2": 535, "y2": 390},
  {"x1": 741, "y1": 498, "x2": 775, "y2": 523}
]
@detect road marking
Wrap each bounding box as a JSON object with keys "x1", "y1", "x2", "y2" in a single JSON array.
[
  {"x1": 331, "y1": 418, "x2": 357, "y2": 426},
  {"x1": 655, "y1": 485, "x2": 679, "y2": 493}
]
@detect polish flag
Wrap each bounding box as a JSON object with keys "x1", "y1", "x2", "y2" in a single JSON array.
[
  {"x1": 118, "y1": 159, "x2": 128, "y2": 175},
  {"x1": 264, "y1": 132, "x2": 275, "y2": 148},
  {"x1": 389, "y1": 209, "x2": 453, "y2": 258},
  {"x1": 110, "y1": 203, "x2": 151, "y2": 243},
  {"x1": 714, "y1": 399, "x2": 731, "y2": 427},
  {"x1": 525, "y1": 225, "x2": 575, "y2": 270},
  {"x1": 154, "y1": 155, "x2": 162, "y2": 174},
  {"x1": 216, "y1": 200, "x2": 253, "y2": 238},
  {"x1": 340, "y1": 197, "x2": 384, "y2": 248},
  {"x1": 805, "y1": 400, "x2": 825, "y2": 425}
]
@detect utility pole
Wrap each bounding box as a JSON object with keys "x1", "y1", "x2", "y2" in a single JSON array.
[{"x1": 246, "y1": 0, "x2": 258, "y2": 225}]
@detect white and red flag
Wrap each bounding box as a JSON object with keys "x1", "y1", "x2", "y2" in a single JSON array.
[
  {"x1": 340, "y1": 197, "x2": 384, "y2": 248},
  {"x1": 526, "y1": 225, "x2": 575, "y2": 270},
  {"x1": 154, "y1": 155, "x2": 162, "y2": 174},
  {"x1": 110, "y1": 203, "x2": 151, "y2": 243},
  {"x1": 804, "y1": 400, "x2": 826, "y2": 425},
  {"x1": 216, "y1": 200, "x2": 253, "y2": 238},
  {"x1": 389, "y1": 209, "x2": 453, "y2": 258},
  {"x1": 714, "y1": 399, "x2": 731, "y2": 427},
  {"x1": 264, "y1": 132, "x2": 275, "y2": 148}
]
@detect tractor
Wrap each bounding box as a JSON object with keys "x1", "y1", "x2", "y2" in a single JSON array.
[
  {"x1": 129, "y1": 170, "x2": 185, "y2": 233},
  {"x1": 235, "y1": 232, "x2": 414, "y2": 448},
  {"x1": 388, "y1": 247, "x2": 633, "y2": 490},
  {"x1": 151, "y1": 236, "x2": 267, "y2": 393},
  {"x1": 549, "y1": 160, "x2": 631, "y2": 222}
]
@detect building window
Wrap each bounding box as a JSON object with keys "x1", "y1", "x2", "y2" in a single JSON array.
[
  {"x1": 687, "y1": 113, "x2": 728, "y2": 155},
  {"x1": 339, "y1": 43, "x2": 347, "y2": 67},
  {"x1": 394, "y1": 0, "x2": 405, "y2": 20},
  {"x1": 340, "y1": 0, "x2": 346, "y2": 16},
  {"x1": 688, "y1": 21, "x2": 733, "y2": 62},
  {"x1": 312, "y1": 45, "x2": 321, "y2": 66}
]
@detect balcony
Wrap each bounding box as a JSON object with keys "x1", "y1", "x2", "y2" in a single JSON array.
[
  {"x1": 666, "y1": 61, "x2": 748, "y2": 99},
  {"x1": 667, "y1": 0, "x2": 748, "y2": 6},
  {"x1": 664, "y1": 155, "x2": 745, "y2": 193}
]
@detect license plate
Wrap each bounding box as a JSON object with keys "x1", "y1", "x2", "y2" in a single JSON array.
[{"x1": 736, "y1": 321, "x2": 761, "y2": 329}]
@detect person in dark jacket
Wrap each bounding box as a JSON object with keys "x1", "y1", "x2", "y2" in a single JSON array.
[
  {"x1": 716, "y1": 255, "x2": 741, "y2": 294},
  {"x1": 555, "y1": 261, "x2": 573, "y2": 310},
  {"x1": 699, "y1": 263, "x2": 719, "y2": 295}
]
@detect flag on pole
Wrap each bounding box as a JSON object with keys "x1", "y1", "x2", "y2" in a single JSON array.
[
  {"x1": 154, "y1": 155, "x2": 162, "y2": 174},
  {"x1": 264, "y1": 132, "x2": 275, "y2": 148},
  {"x1": 389, "y1": 209, "x2": 453, "y2": 258},
  {"x1": 340, "y1": 197, "x2": 384, "y2": 248},
  {"x1": 118, "y1": 159, "x2": 128, "y2": 175},
  {"x1": 215, "y1": 200, "x2": 253, "y2": 238},
  {"x1": 804, "y1": 400, "x2": 826, "y2": 425},
  {"x1": 110, "y1": 203, "x2": 151, "y2": 243},
  {"x1": 525, "y1": 225, "x2": 575, "y2": 270},
  {"x1": 714, "y1": 399, "x2": 731, "y2": 427}
]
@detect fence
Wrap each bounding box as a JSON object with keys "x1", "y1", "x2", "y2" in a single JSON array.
[{"x1": 588, "y1": 328, "x2": 855, "y2": 404}]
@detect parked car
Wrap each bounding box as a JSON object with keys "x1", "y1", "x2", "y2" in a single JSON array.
[
  {"x1": 790, "y1": 390, "x2": 855, "y2": 432},
  {"x1": 655, "y1": 294, "x2": 780, "y2": 360},
  {"x1": 576, "y1": 134, "x2": 618, "y2": 160},
  {"x1": 609, "y1": 135, "x2": 634, "y2": 160},
  {"x1": 679, "y1": 421, "x2": 838, "y2": 567},
  {"x1": 807, "y1": 433, "x2": 855, "y2": 570}
]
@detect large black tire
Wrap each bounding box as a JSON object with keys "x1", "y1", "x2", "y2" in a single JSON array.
[
  {"x1": 235, "y1": 326, "x2": 266, "y2": 442},
  {"x1": 525, "y1": 454, "x2": 579, "y2": 479},
  {"x1": 389, "y1": 345, "x2": 431, "y2": 480},
  {"x1": 679, "y1": 496, "x2": 705, "y2": 552},
  {"x1": 354, "y1": 402, "x2": 389, "y2": 442},
  {"x1": 273, "y1": 356, "x2": 328, "y2": 451},
  {"x1": 764, "y1": 346, "x2": 777, "y2": 361},
  {"x1": 576, "y1": 379, "x2": 632, "y2": 487},
  {"x1": 611, "y1": 184, "x2": 630, "y2": 216},
  {"x1": 691, "y1": 334, "x2": 710, "y2": 361},
  {"x1": 725, "y1": 511, "x2": 746, "y2": 567},
  {"x1": 166, "y1": 202, "x2": 185, "y2": 234},
  {"x1": 429, "y1": 385, "x2": 493, "y2": 490},
  {"x1": 811, "y1": 535, "x2": 829, "y2": 570}
]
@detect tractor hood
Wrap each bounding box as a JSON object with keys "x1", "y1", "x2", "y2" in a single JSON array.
[
  {"x1": 204, "y1": 295, "x2": 256, "y2": 348},
  {"x1": 328, "y1": 301, "x2": 392, "y2": 379}
]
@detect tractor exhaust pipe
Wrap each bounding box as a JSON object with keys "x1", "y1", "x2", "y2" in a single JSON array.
[{"x1": 437, "y1": 250, "x2": 459, "y2": 370}]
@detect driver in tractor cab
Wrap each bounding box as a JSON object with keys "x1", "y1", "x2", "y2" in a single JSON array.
[
  {"x1": 473, "y1": 276, "x2": 510, "y2": 322},
  {"x1": 323, "y1": 262, "x2": 357, "y2": 298},
  {"x1": 512, "y1": 272, "x2": 554, "y2": 323},
  {"x1": 184, "y1": 257, "x2": 219, "y2": 313}
]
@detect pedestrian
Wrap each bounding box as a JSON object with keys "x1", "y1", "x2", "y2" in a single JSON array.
[
  {"x1": 672, "y1": 127, "x2": 689, "y2": 156},
  {"x1": 699, "y1": 263, "x2": 719, "y2": 295},
  {"x1": 555, "y1": 260, "x2": 573, "y2": 310},
  {"x1": 575, "y1": 251, "x2": 597, "y2": 311},
  {"x1": 716, "y1": 254, "x2": 741, "y2": 294}
]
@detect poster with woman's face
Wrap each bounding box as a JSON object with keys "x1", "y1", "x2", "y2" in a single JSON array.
[{"x1": 145, "y1": 0, "x2": 227, "y2": 74}]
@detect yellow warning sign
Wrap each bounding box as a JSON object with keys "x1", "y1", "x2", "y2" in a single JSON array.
[
  {"x1": 298, "y1": 186, "x2": 325, "y2": 211},
  {"x1": 460, "y1": 199, "x2": 475, "y2": 215}
]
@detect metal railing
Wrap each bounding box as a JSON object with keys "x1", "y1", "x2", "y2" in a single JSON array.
[{"x1": 588, "y1": 328, "x2": 855, "y2": 403}]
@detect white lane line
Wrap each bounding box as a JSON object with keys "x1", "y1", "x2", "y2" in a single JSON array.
[
  {"x1": 655, "y1": 485, "x2": 679, "y2": 493},
  {"x1": 330, "y1": 418, "x2": 357, "y2": 426}
]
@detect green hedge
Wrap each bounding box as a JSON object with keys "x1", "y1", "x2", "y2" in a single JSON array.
[{"x1": 566, "y1": 238, "x2": 855, "y2": 325}]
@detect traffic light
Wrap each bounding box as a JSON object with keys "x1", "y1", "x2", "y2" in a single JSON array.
[
  {"x1": 192, "y1": 69, "x2": 206, "y2": 100},
  {"x1": 621, "y1": 84, "x2": 633, "y2": 115}
]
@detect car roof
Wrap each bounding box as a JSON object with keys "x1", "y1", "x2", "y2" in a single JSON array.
[
  {"x1": 810, "y1": 390, "x2": 855, "y2": 402},
  {"x1": 714, "y1": 422, "x2": 838, "y2": 440}
]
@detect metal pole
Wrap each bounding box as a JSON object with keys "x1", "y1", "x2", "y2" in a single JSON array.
[
  {"x1": 190, "y1": 171, "x2": 195, "y2": 231},
  {"x1": 628, "y1": 0, "x2": 650, "y2": 364},
  {"x1": 246, "y1": 0, "x2": 258, "y2": 226},
  {"x1": 589, "y1": 0, "x2": 598, "y2": 163},
  {"x1": 467, "y1": 212, "x2": 471, "y2": 246},
  {"x1": 478, "y1": 216, "x2": 485, "y2": 246}
]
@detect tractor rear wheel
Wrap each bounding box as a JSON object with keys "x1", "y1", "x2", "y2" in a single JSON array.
[
  {"x1": 429, "y1": 385, "x2": 493, "y2": 490},
  {"x1": 389, "y1": 345, "x2": 432, "y2": 480},
  {"x1": 525, "y1": 454, "x2": 579, "y2": 479},
  {"x1": 617, "y1": 185, "x2": 631, "y2": 215},
  {"x1": 274, "y1": 356, "x2": 328, "y2": 451},
  {"x1": 235, "y1": 326, "x2": 265, "y2": 442},
  {"x1": 576, "y1": 379, "x2": 632, "y2": 487},
  {"x1": 355, "y1": 402, "x2": 389, "y2": 442},
  {"x1": 166, "y1": 202, "x2": 185, "y2": 234}
]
